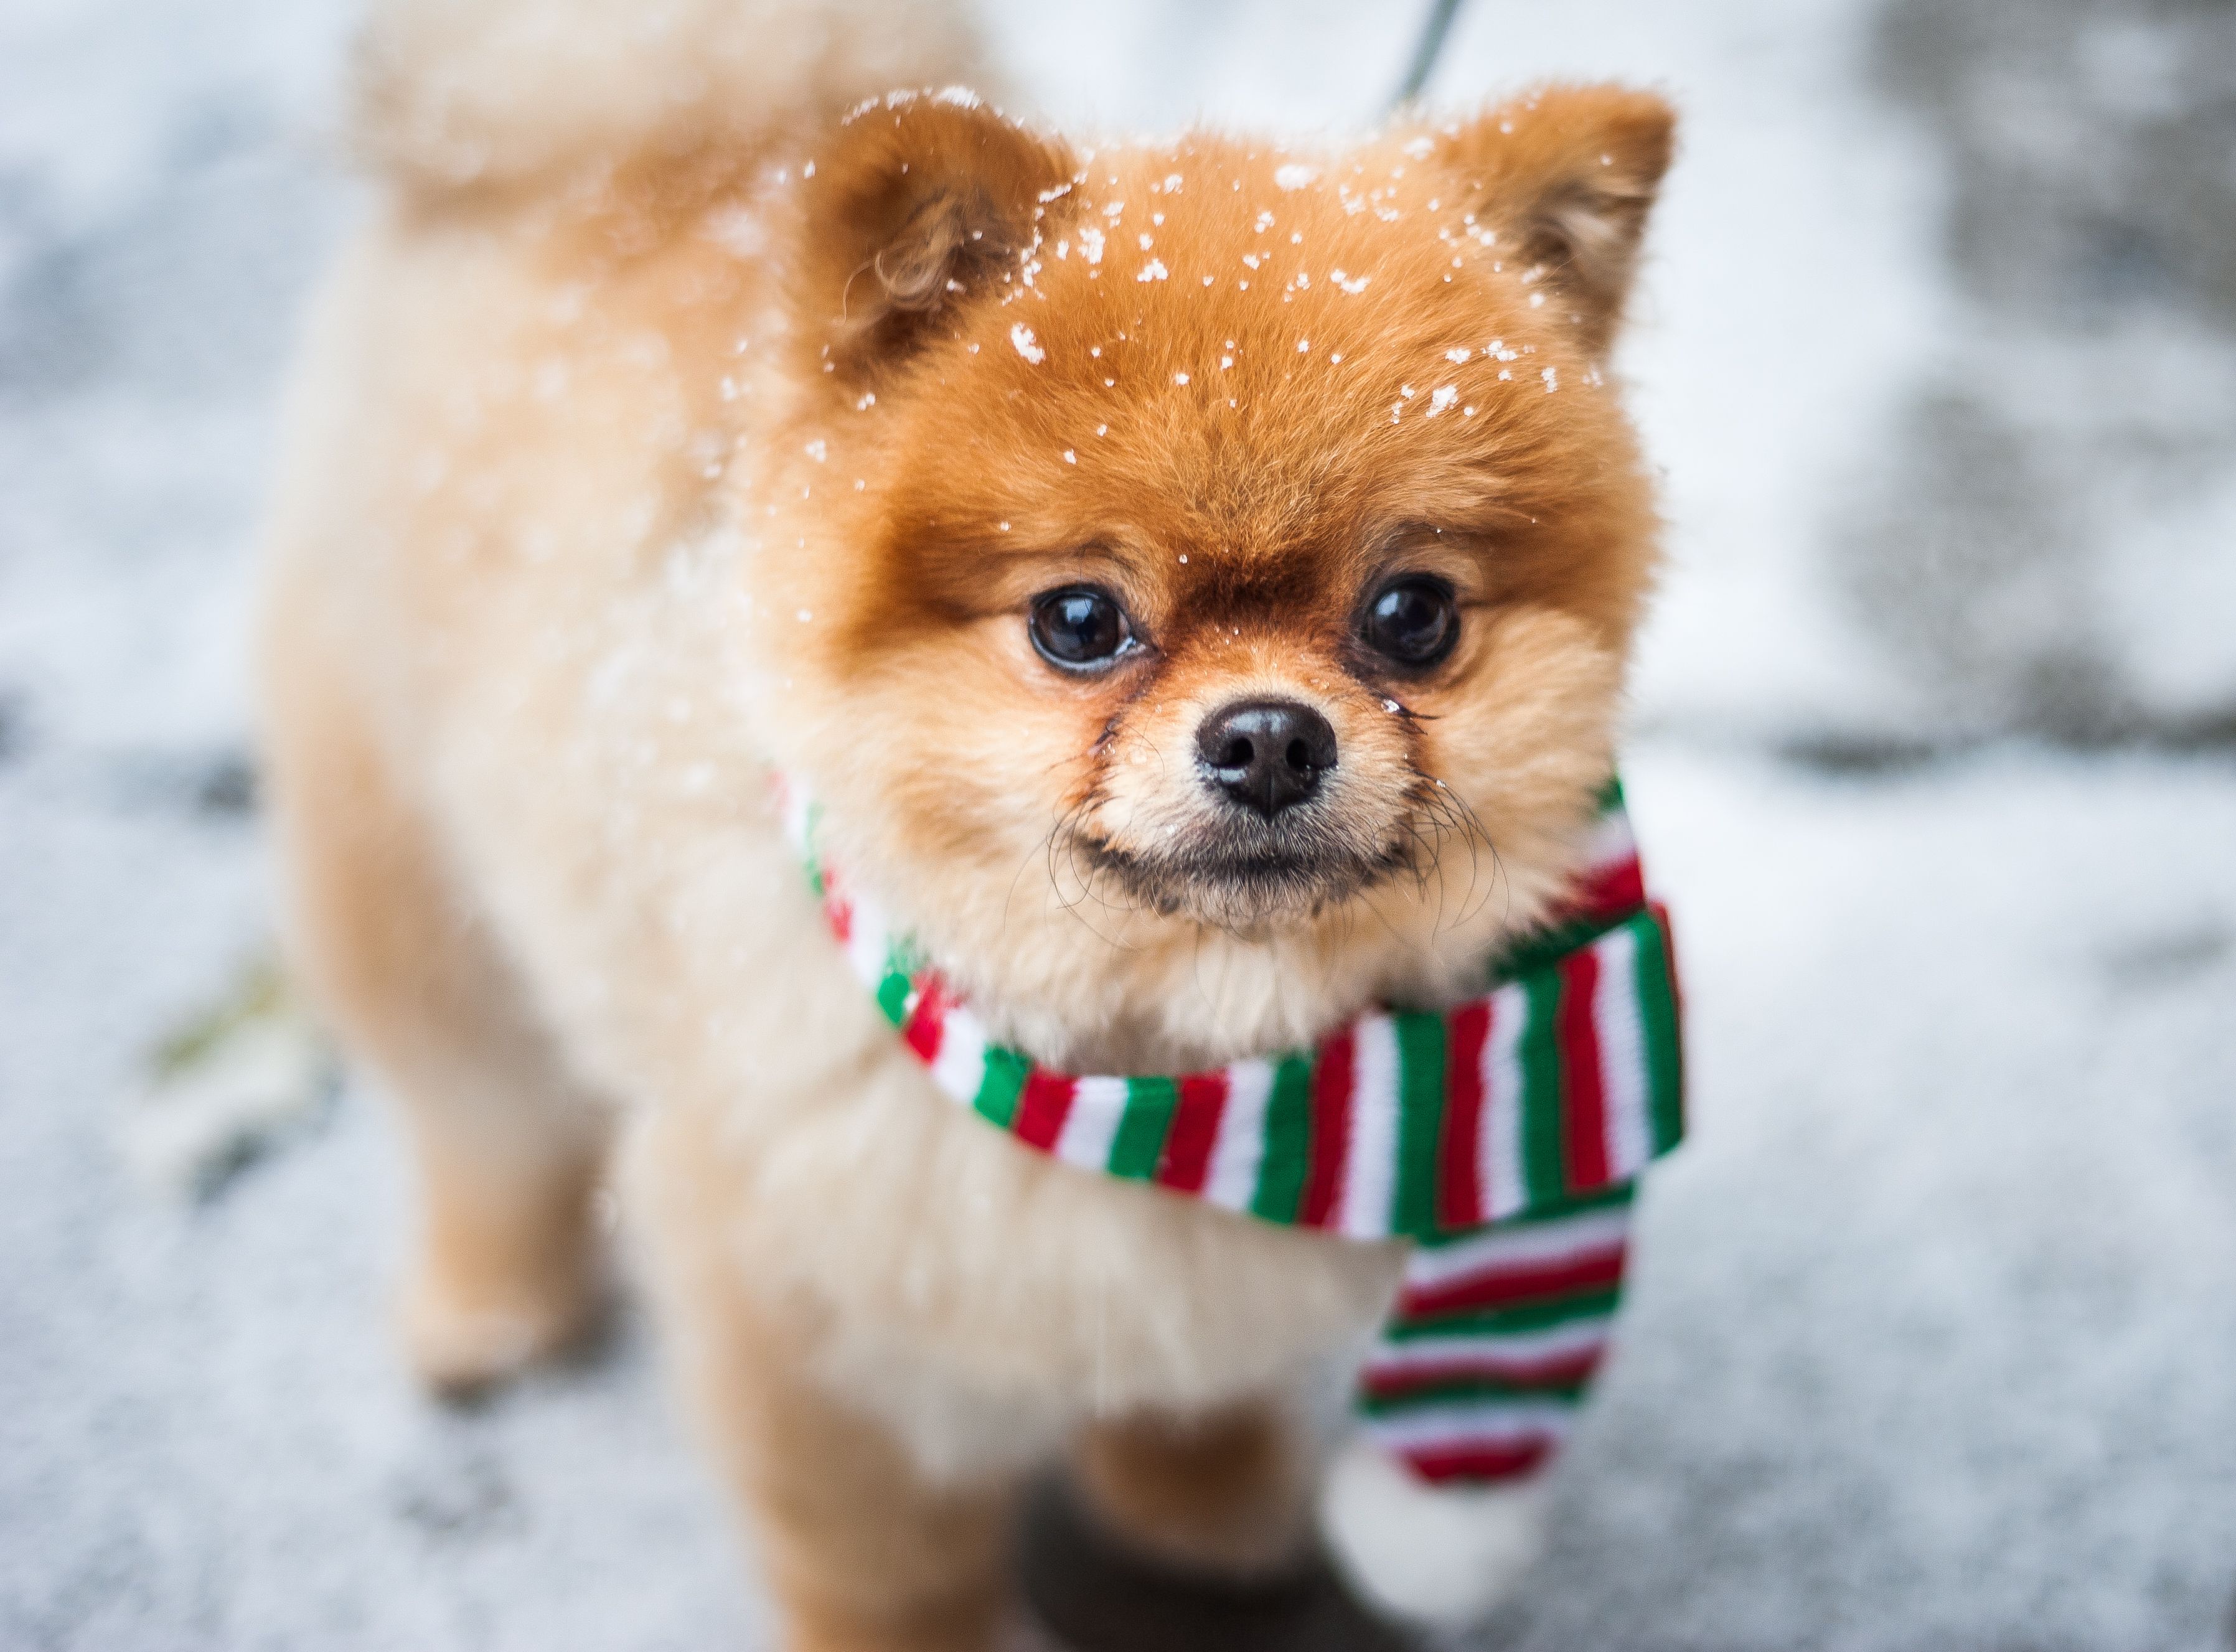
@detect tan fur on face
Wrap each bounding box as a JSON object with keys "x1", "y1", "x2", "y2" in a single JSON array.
[
  {"x1": 750, "y1": 92, "x2": 1670, "y2": 1071},
  {"x1": 261, "y1": 18, "x2": 1674, "y2": 1642}
]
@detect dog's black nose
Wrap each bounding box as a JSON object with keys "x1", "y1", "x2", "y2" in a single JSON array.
[{"x1": 1195, "y1": 699, "x2": 1338, "y2": 820}]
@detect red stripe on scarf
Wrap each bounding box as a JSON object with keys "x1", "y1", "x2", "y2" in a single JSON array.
[
  {"x1": 1555, "y1": 948, "x2": 1610, "y2": 1191},
  {"x1": 1361, "y1": 1344, "x2": 1607, "y2": 1400},
  {"x1": 902, "y1": 974, "x2": 952, "y2": 1064},
  {"x1": 1397, "y1": 1242, "x2": 1629, "y2": 1318},
  {"x1": 1399, "y1": 1438, "x2": 1555, "y2": 1485},
  {"x1": 1436, "y1": 998, "x2": 1492, "y2": 1227},
  {"x1": 1299, "y1": 1027, "x2": 1356, "y2": 1228},
  {"x1": 1156, "y1": 1071, "x2": 1229, "y2": 1193},
  {"x1": 1012, "y1": 1069, "x2": 1077, "y2": 1151},
  {"x1": 1571, "y1": 855, "x2": 1645, "y2": 924},
  {"x1": 818, "y1": 863, "x2": 853, "y2": 942}
]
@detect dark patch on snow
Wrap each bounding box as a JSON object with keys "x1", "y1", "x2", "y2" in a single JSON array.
[
  {"x1": 1016, "y1": 1477, "x2": 1408, "y2": 1652},
  {"x1": 391, "y1": 1448, "x2": 525, "y2": 1546},
  {"x1": 191, "y1": 750, "x2": 258, "y2": 817},
  {"x1": 1778, "y1": 730, "x2": 1967, "y2": 777},
  {"x1": 2100, "y1": 926, "x2": 2231, "y2": 991},
  {"x1": 1778, "y1": 716, "x2": 2236, "y2": 776},
  {"x1": 0, "y1": 688, "x2": 26, "y2": 765},
  {"x1": 2137, "y1": 708, "x2": 2236, "y2": 757},
  {"x1": 105, "y1": 746, "x2": 261, "y2": 820},
  {"x1": 179, "y1": 1078, "x2": 339, "y2": 1205}
]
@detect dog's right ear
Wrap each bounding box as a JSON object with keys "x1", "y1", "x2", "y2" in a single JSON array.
[
  {"x1": 1431, "y1": 85, "x2": 1676, "y2": 360},
  {"x1": 790, "y1": 93, "x2": 1074, "y2": 385}
]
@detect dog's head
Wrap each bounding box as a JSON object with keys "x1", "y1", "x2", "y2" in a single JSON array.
[{"x1": 749, "y1": 87, "x2": 1672, "y2": 1035}]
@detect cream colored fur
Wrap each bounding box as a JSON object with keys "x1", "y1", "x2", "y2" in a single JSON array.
[{"x1": 352, "y1": 0, "x2": 979, "y2": 190}]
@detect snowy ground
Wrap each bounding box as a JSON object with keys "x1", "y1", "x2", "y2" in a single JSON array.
[{"x1": 4, "y1": 2, "x2": 2234, "y2": 1649}]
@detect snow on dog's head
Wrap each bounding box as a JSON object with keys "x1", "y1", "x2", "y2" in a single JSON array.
[{"x1": 751, "y1": 88, "x2": 1674, "y2": 1040}]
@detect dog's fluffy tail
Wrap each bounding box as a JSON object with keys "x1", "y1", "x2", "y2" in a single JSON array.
[{"x1": 350, "y1": 0, "x2": 985, "y2": 193}]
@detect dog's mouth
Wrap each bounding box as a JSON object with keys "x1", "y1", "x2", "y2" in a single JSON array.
[{"x1": 1067, "y1": 824, "x2": 1414, "y2": 925}]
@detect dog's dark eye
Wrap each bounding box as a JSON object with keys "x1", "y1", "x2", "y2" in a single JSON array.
[
  {"x1": 1030, "y1": 586, "x2": 1135, "y2": 670},
  {"x1": 1361, "y1": 576, "x2": 1460, "y2": 669}
]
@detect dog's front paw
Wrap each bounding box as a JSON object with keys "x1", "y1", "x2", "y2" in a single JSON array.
[
  {"x1": 396, "y1": 1248, "x2": 596, "y2": 1397},
  {"x1": 1318, "y1": 1439, "x2": 1548, "y2": 1626}
]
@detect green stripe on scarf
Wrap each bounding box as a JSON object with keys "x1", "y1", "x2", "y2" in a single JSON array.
[
  {"x1": 1516, "y1": 972, "x2": 1567, "y2": 1208},
  {"x1": 1391, "y1": 1011, "x2": 1448, "y2": 1239},
  {"x1": 801, "y1": 801, "x2": 826, "y2": 896},
  {"x1": 1250, "y1": 1054, "x2": 1313, "y2": 1221},
  {"x1": 1636, "y1": 913, "x2": 1684, "y2": 1154},
  {"x1": 1356, "y1": 1374, "x2": 1595, "y2": 1415},
  {"x1": 875, "y1": 954, "x2": 914, "y2": 1028},
  {"x1": 1378, "y1": 1286, "x2": 1623, "y2": 1343},
  {"x1": 1107, "y1": 1076, "x2": 1177, "y2": 1179},
  {"x1": 974, "y1": 1046, "x2": 1030, "y2": 1130}
]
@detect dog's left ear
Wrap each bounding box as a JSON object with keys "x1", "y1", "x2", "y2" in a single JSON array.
[
  {"x1": 1432, "y1": 85, "x2": 1675, "y2": 357},
  {"x1": 790, "y1": 93, "x2": 1075, "y2": 386}
]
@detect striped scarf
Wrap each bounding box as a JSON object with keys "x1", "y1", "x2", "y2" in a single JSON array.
[{"x1": 781, "y1": 781, "x2": 1684, "y2": 1486}]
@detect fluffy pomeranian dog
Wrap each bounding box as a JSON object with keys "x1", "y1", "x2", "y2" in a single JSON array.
[{"x1": 260, "y1": 0, "x2": 1675, "y2": 1643}]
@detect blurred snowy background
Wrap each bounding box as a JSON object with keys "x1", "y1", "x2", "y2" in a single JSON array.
[{"x1": 3, "y1": 1, "x2": 2234, "y2": 1648}]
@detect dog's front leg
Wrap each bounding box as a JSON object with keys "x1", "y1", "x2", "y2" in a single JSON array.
[
  {"x1": 631, "y1": 1102, "x2": 1018, "y2": 1652},
  {"x1": 1072, "y1": 1401, "x2": 1315, "y2": 1582}
]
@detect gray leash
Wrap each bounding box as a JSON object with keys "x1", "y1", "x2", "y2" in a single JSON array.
[{"x1": 1389, "y1": 0, "x2": 1467, "y2": 112}]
